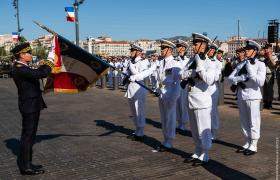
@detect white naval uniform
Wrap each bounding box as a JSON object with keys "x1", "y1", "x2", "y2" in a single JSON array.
[
  {"x1": 107, "y1": 61, "x2": 114, "y2": 87},
  {"x1": 156, "y1": 55, "x2": 181, "y2": 148},
  {"x1": 128, "y1": 55, "x2": 181, "y2": 148},
  {"x1": 121, "y1": 59, "x2": 129, "y2": 86},
  {"x1": 124, "y1": 57, "x2": 148, "y2": 136},
  {"x1": 184, "y1": 54, "x2": 216, "y2": 162},
  {"x1": 228, "y1": 58, "x2": 266, "y2": 152},
  {"x1": 175, "y1": 55, "x2": 190, "y2": 130},
  {"x1": 207, "y1": 56, "x2": 222, "y2": 139},
  {"x1": 150, "y1": 60, "x2": 158, "y2": 90}
]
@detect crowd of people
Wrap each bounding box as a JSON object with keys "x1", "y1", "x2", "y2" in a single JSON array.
[
  {"x1": 9, "y1": 32, "x2": 280, "y2": 175},
  {"x1": 100, "y1": 33, "x2": 279, "y2": 167}
]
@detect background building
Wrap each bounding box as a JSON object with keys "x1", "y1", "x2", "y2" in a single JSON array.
[{"x1": 0, "y1": 34, "x2": 14, "y2": 53}]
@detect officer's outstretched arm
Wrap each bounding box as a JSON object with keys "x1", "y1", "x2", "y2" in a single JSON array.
[
  {"x1": 130, "y1": 64, "x2": 157, "y2": 82},
  {"x1": 17, "y1": 62, "x2": 53, "y2": 79},
  {"x1": 228, "y1": 68, "x2": 239, "y2": 85}
]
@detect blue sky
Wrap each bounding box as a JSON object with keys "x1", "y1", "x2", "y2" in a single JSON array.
[{"x1": 1, "y1": 0, "x2": 279, "y2": 41}]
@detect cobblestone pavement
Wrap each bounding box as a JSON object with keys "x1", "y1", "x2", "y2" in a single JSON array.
[{"x1": 0, "y1": 78, "x2": 279, "y2": 180}]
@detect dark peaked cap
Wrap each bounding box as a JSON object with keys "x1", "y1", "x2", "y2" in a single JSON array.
[{"x1": 10, "y1": 43, "x2": 32, "y2": 55}]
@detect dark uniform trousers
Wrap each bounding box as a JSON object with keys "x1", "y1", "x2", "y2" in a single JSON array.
[
  {"x1": 12, "y1": 62, "x2": 51, "y2": 170},
  {"x1": 277, "y1": 69, "x2": 280, "y2": 100},
  {"x1": 263, "y1": 73, "x2": 274, "y2": 107}
]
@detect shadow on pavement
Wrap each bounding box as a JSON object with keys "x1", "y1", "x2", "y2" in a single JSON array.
[
  {"x1": 95, "y1": 120, "x2": 255, "y2": 179},
  {"x1": 213, "y1": 139, "x2": 242, "y2": 149},
  {"x1": 4, "y1": 134, "x2": 95, "y2": 157},
  {"x1": 95, "y1": 119, "x2": 161, "y2": 149},
  {"x1": 203, "y1": 160, "x2": 256, "y2": 180},
  {"x1": 146, "y1": 118, "x2": 192, "y2": 137},
  {"x1": 271, "y1": 111, "x2": 280, "y2": 115},
  {"x1": 95, "y1": 119, "x2": 191, "y2": 158}
]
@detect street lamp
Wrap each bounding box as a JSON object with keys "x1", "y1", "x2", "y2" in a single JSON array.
[
  {"x1": 12, "y1": 0, "x2": 23, "y2": 42},
  {"x1": 73, "y1": 0, "x2": 85, "y2": 46}
]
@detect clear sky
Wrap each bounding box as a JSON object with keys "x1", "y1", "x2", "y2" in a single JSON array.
[{"x1": 0, "y1": 0, "x2": 279, "y2": 41}]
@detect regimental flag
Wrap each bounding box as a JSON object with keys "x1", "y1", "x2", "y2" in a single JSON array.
[
  {"x1": 65, "y1": 7, "x2": 75, "y2": 22},
  {"x1": 12, "y1": 32, "x2": 18, "y2": 41},
  {"x1": 44, "y1": 34, "x2": 110, "y2": 93}
]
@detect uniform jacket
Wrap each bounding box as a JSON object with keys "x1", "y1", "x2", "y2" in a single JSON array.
[
  {"x1": 12, "y1": 61, "x2": 51, "y2": 114},
  {"x1": 125, "y1": 57, "x2": 148, "y2": 99},
  {"x1": 156, "y1": 55, "x2": 181, "y2": 101},
  {"x1": 185, "y1": 55, "x2": 216, "y2": 109},
  {"x1": 228, "y1": 58, "x2": 266, "y2": 100},
  {"x1": 207, "y1": 56, "x2": 222, "y2": 95}
]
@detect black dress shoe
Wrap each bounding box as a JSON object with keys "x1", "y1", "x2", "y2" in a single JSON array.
[
  {"x1": 156, "y1": 145, "x2": 172, "y2": 152},
  {"x1": 127, "y1": 134, "x2": 144, "y2": 142},
  {"x1": 243, "y1": 149, "x2": 257, "y2": 156},
  {"x1": 184, "y1": 156, "x2": 196, "y2": 163},
  {"x1": 20, "y1": 168, "x2": 45, "y2": 175},
  {"x1": 236, "y1": 147, "x2": 247, "y2": 153},
  {"x1": 212, "y1": 139, "x2": 217, "y2": 143},
  {"x1": 192, "y1": 159, "x2": 208, "y2": 167},
  {"x1": 31, "y1": 164, "x2": 43, "y2": 170}
]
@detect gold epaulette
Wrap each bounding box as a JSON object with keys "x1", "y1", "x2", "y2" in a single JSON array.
[{"x1": 16, "y1": 64, "x2": 23, "y2": 68}]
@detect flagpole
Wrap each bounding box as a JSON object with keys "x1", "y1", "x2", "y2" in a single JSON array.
[
  {"x1": 12, "y1": 0, "x2": 23, "y2": 43},
  {"x1": 73, "y1": 0, "x2": 85, "y2": 46}
]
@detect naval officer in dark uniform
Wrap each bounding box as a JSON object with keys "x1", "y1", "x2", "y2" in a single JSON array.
[{"x1": 11, "y1": 43, "x2": 54, "y2": 175}]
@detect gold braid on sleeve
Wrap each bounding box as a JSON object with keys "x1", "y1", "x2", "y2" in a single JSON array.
[{"x1": 42, "y1": 60, "x2": 55, "y2": 68}]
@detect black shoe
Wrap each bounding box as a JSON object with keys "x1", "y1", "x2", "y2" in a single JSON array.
[
  {"x1": 127, "y1": 134, "x2": 144, "y2": 142},
  {"x1": 192, "y1": 159, "x2": 208, "y2": 167},
  {"x1": 20, "y1": 168, "x2": 45, "y2": 175},
  {"x1": 243, "y1": 149, "x2": 257, "y2": 156},
  {"x1": 31, "y1": 164, "x2": 43, "y2": 170},
  {"x1": 156, "y1": 145, "x2": 172, "y2": 152},
  {"x1": 236, "y1": 147, "x2": 247, "y2": 153},
  {"x1": 184, "y1": 156, "x2": 196, "y2": 163}
]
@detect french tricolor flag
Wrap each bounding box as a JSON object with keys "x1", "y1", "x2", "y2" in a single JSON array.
[
  {"x1": 65, "y1": 7, "x2": 75, "y2": 22},
  {"x1": 12, "y1": 32, "x2": 18, "y2": 41}
]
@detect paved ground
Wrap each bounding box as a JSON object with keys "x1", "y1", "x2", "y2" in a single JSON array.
[{"x1": 0, "y1": 78, "x2": 279, "y2": 180}]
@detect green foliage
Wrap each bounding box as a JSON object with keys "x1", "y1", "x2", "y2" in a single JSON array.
[
  {"x1": 0, "y1": 47, "x2": 7, "y2": 56},
  {"x1": 19, "y1": 36, "x2": 27, "y2": 43},
  {"x1": 33, "y1": 45, "x2": 47, "y2": 60}
]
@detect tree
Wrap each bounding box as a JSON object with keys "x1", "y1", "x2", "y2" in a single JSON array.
[
  {"x1": 33, "y1": 40, "x2": 47, "y2": 59},
  {"x1": 19, "y1": 36, "x2": 27, "y2": 43},
  {"x1": 0, "y1": 47, "x2": 7, "y2": 57}
]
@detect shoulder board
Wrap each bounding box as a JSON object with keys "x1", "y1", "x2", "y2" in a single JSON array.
[{"x1": 16, "y1": 63, "x2": 23, "y2": 68}]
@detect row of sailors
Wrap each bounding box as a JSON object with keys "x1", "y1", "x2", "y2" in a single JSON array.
[{"x1": 123, "y1": 33, "x2": 265, "y2": 166}]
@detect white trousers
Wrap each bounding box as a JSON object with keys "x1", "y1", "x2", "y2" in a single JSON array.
[
  {"x1": 211, "y1": 87, "x2": 220, "y2": 130},
  {"x1": 189, "y1": 108, "x2": 212, "y2": 152},
  {"x1": 176, "y1": 89, "x2": 189, "y2": 127},
  {"x1": 128, "y1": 97, "x2": 146, "y2": 135},
  {"x1": 107, "y1": 74, "x2": 113, "y2": 87},
  {"x1": 159, "y1": 97, "x2": 177, "y2": 143},
  {"x1": 237, "y1": 99, "x2": 261, "y2": 140}
]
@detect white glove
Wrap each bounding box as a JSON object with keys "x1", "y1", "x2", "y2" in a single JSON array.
[
  {"x1": 181, "y1": 69, "x2": 196, "y2": 79},
  {"x1": 195, "y1": 54, "x2": 204, "y2": 72},
  {"x1": 235, "y1": 74, "x2": 248, "y2": 82},
  {"x1": 129, "y1": 75, "x2": 136, "y2": 82},
  {"x1": 47, "y1": 50, "x2": 55, "y2": 63}
]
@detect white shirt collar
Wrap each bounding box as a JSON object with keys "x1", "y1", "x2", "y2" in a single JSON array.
[
  {"x1": 15, "y1": 60, "x2": 28, "y2": 67},
  {"x1": 164, "y1": 55, "x2": 173, "y2": 61},
  {"x1": 135, "y1": 56, "x2": 142, "y2": 63}
]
